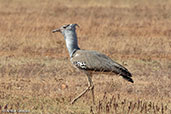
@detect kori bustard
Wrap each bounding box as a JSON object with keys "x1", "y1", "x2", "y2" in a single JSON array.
[{"x1": 52, "y1": 24, "x2": 134, "y2": 104}]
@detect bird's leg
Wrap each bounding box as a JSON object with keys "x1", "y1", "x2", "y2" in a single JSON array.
[
  {"x1": 71, "y1": 86, "x2": 89, "y2": 104},
  {"x1": 87, "y1": 74, "x2": 95, "y2": 104},
  {"x1": 71, "y1": 72, "x2": 95, "y2": 104}
]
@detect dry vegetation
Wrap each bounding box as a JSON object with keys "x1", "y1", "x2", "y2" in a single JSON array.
[{"x1": 0, "y1": 0, "x2": 171, "y2": 113}]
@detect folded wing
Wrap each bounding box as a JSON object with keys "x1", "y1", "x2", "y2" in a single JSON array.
[{"x1": 71, "y1": 50, "x2": 133, "y2": 83}]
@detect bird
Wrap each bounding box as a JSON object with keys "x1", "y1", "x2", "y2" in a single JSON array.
[{"x1": 52, "y1": 24, "x2": 134, "y2": 104}]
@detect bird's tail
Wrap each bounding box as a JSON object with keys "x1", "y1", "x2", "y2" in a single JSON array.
[
  {"x1": 120, "y1": 70, "x2": 134, "y2": 83},
  {"x1": 122, "y1": 75, "x2": 134, "y2": 83}
]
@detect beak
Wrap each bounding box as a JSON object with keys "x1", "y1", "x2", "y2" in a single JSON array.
[{"x1": 52, "y1": 28, "x2": 61, "y2": 33}]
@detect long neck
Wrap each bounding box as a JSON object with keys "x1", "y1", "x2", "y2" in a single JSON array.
[{"x1": 64, "y1": 30, "x2": 80, "y2": 57}]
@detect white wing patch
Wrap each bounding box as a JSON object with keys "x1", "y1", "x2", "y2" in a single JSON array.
[
  {"x1": 73, "y1": 61, "x2": 87, "y2": 69},
  {"x1": 74, "y1": 53, "x2": 79, "y2": 57}
]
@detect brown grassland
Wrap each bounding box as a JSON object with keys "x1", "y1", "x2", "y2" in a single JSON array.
[{"x1": 0, "y1": 0, "x2": 171, "y2": 113}]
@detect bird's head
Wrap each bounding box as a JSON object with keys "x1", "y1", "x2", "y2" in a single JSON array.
[{"x1": 52, "y1": 24, "x2": 79, "y2": 35}]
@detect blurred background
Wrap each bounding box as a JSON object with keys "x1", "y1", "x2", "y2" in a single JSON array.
[{"x1": 0, "y1": 0, "x2": 170, "y2": 113}]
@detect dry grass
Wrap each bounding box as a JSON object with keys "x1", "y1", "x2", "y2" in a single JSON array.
[{"x1": 0, "y1": 0, "x2": 171, "y2": 113}]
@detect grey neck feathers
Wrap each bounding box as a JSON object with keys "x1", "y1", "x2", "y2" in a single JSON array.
[{"x1": 63, "y1": 30, "x2": 80, "y2": 57}]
